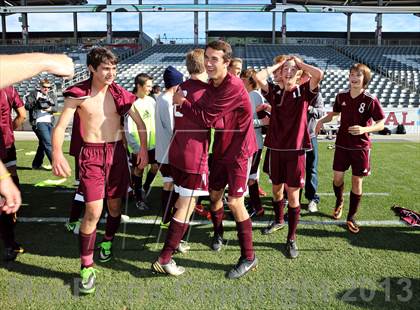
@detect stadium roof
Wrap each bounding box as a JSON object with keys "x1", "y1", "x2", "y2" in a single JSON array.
[
  {"x1": 283, "y1": 0, "x2": 420, "y2": 6},
  {"x1": 1, "y1": 0, "x2": 87, "y2": 5}
]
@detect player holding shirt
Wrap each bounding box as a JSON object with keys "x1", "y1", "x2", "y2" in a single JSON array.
[
  {"x1": 152, "y1": 49, "x2": 210, "y2": 276},
  {"x1": 174, "y1": 40, "x2": 258, "y2": 279},
  {"x1": 52, "y1": 47, "x2": 148, "y2": 294},
  {"x1": 254, "y1": 56, "x2": 324, "y2": 259},
  {"x1": 0, "y1": 86, "x2": 26, "y2": 261},
  {"x1": 316, "y1": 63, "x2": 385, "y2": 234}
]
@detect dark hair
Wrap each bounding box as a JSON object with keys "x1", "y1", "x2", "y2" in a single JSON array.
[
  {"x1": 133, "y1": 73, "x2": 153, "y2": 93},
  {"x1": 240, "y1": 69, "x2": 257, "y2": 90},
  {"x1": 205, "y1": 40, "x2": 232, "y2": 63},
  {"x1": 186, "y1": 48, "x2": 205, "y2": 75},
  {"x1": 87, "y1": 47, "x2": 118, "y2": 70},
  {"x1": 152, "y1": 84, "x2": 161, "y2": 94}
]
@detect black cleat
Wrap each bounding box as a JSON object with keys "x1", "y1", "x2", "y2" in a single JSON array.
[
  {"x1": 226, "y1": 256, "x2": 258, "y2": 279},
  {"x1": 286, "y1": 239, "x2": 299, "y2": 259},
  {"x1": 262, "y1": 221, "x2": 285, "y2": 235},
  {"x1": 210, "y1": 234, "x2": 223, "y2": 252},
  {"x1": 4, "y1": 244, "x2": 24, "y2": 262}
]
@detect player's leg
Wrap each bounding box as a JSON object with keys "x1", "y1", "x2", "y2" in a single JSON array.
[
  {"x1": 346, "y1": 176, "x2": 363, "y2": 233},
  {"x1": 332, "y1": 170, "x2": 345, "y2": 219},
  {"x1": 209, "y1": 188, "x2": 225, "y2": 251},
  {"x1": 285, "y1": 186, "x2": 300, "y2": 259}
]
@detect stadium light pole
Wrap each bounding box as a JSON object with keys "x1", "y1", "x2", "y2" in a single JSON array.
[
  {"x1": 1, "y1": 0, "x2": 6, "y2": 44},
  {"x1": 194, "y1": 0, "x2": 198, "y2": 45},
  {"x1": 107, "y1": 0, "x2": 112, "y2": 44},
  {"x1": 20, "y1": 0, "x2": 28, "y2": 45},
  {"x1": 376, "y1": 0, "x2": 383, "y2": 46},
  {"x1": 73, "y1": 12, "x2": 78, "y2": 44},
  {"x1": 138, "y1": 0, "x2": 143, "y2": 46},
  {"x1": 281, "y1": 0, "x2": 287, "y2": 44},
  {"x1": 205, "y1": 0, "x2": 209, "y2": 44},
  {"x1": 346, "y1": 13, "x2": 351, "y2": 46},
  {"x1": 272, "y1": 10, "x2": 276, "y2": 44}
]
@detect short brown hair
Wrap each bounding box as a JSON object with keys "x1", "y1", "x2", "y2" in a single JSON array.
[
  {"x1": 273, "y1": 54, "x2": 287, "y2": 65},
  {"x1": 206, "y1": 40, "x2": 232, "y2": 63},
  {"x1": 186, "y1": 48, "x2": 205, "y2": 75},
  {"x1": 87, "y1": 47, "x2": 118, "y2": 70},
  {"x1": 229, "y1": 57, "x2": 242, "y2": 67},
  {"x1": 240, "y1": 69, "x2": 257, "y2": 90},
  {"x1": 133, "y1": 73, "x2": 152, "y2": 93},
  {"x1": 350, "y1": 63, "x2": 372, "y2": 87}
]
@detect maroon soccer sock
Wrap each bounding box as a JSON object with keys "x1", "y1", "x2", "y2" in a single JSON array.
[
  {"x1": 287, "y1": 206, "x2": 301, "y2": 241},
  {"x1": 333, "y1": 182, "x2": 344, "y2": 206},
  {"x1": 0, "y1": 213, "x2": 16, "y2": 248},
  {"x1": 79, "y1": 229, "x2": 96, "y2": 268},
  {"x1": 159, "y1": 218, "x2": 189, "y2": 264},
  {"x1": 273, "y1": 199, "x2": 285, "y2": 224},
  {"x1": 11, "y1": 175, "x2": 20, "y2": 189},
  {"x1": 161, "y1": 190, "x2": 173, "y2": 224},
  {"x1": 104, "y1": 214, "x2": 121, "y2": 241},
  {"x1": 236, "y1": 218, "x2": 254, "y2": 261},
  {"x1": 248, "y1": 182, "x2": 262, "y2": 211},
  {"x1": 143, "y1": 171, "x2": 156, "y2": 193},
  {"x1": 347, "y1": 191, "x2": 362, "y2": 221},
  {"x1": 133, "y1": 175, "x2": 143, "y2": 201},
  {"x1": 210, "y1": 207, "x2": 224, "y2": 237}
]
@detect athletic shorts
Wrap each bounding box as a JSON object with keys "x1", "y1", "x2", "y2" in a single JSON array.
[
  {"x1": 249, "y1": 149, "x2": 262, "y2": 180},
  {"x1": 158, "y1": 163, "x2": 173, "y2": 183},
  {"x1": 333, "y1": 146, "x2": 371, "y2": 177},
  {"x1": 172, "y1": 166, "x2": 209, "y2": 197},
  {"x1": 209, "y1": 157, "x2": 252, "y2": 198},
  {"x1": 267, "y1": 149, "x2": 306, "y2": 188},
  {"x1": 79, "y1": 140, "x2": 130, "y2": 203},
  {"x1": 1, "y1": 144, "x2": 17, "y2": 168}
]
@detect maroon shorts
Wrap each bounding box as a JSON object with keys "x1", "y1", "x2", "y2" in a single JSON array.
[
  {"x1": 249, "y1": 149, "x2": 262, "y2": 180},
  {"x1": 79, "y1": 140, "x2": 130, "y2": 203},
  {"x1": 209, "y1": 157, "x2": 252, "y2": 198},
  {"x1": 333, "y1": 146, "x2": 371, "y2": 177},
  {"x1": 1, "y1": 144, "x2": 17, "y2": 167},
  {"x1": 159, "y1": 163, "x2": 173, "y2": 183},
  {"x1": 172, "y1": 166, "x2": 209, "y2": 197},
  {"x1": 267, "y1": 149, "x2": 306, "y2": 188}
]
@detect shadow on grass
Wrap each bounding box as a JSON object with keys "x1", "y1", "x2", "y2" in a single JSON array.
[
  {"x1": 336, "y1": 277, "x2": 419, "y2": 310},
  {"x1": 298, "y1": 226, "x2": 420, "y2": 254}
]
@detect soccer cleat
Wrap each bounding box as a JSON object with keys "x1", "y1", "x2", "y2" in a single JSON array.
[
  {"x1": 307, "y1": 200, "x2": 318, "y2": 213},
  {"x1": 65, "y1": 220, "x2": 81, "y2": 234},
  {"x1": 261, "y1": 221, "x2": 285, "y2": 235},
  {"x1": 4, "y1": 244, "x2": 24, "y2": 262},
  {"x1": 249, "y1": 208, "x2": 265, "y2": 218},
  {"x1": 333, "y1": 202, "x2": 344, "y2": 220},
  {"x1": 152, "y1": 259, "x2": 185, "y2": 276},
  {"x1": 176, "y1": 240, "x2": 191, "y2": 254},
  {"x1": 226, "y1": 256, "x2": 258, "y2": 279},
  {"x1": 210, "y1": 234, "x2": 223, "y2": 252},
  {"x1": 286, "y1": 239, "x2": 299, "y2": 259},
  {"x1": 79, "y1": 267, "x2": 98, "y2": 294},
  {"x1": 98, "y1": 241, "x2": 113, "y2": 263},
  {"x1": 136, "y1": 200, "x2": 149, "y2": 211},
  {"x1": 346, "y1": 219, "x2": 360, "y2": 234}
]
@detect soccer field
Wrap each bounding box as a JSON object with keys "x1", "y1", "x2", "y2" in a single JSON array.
[{"x1": 0, "y1": 140, "x2": 419, "y2": 309}]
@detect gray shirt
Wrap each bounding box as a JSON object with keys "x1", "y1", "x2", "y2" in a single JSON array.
[
  {"x1": 308, "y1": 92, "x2": 324, "y2": 138},
  {"x1": 155, "y1": 92, "x2": 174, "y2": 164},
  {"x1": 249, "y1": 90, "x2": 265, "y2": 149}
]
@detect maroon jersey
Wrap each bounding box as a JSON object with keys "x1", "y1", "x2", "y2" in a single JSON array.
[
  {"x1": 169, "y1": 79, "x2": 210, "y2": 174},
  {"x1": 263, "y1": 80, "x2": 317, "y2": 151},
  {"x1": 333, "y1": 90, "x2": 385, "y2": 150},
  {"x1": 69, "y1": 111, "x2": 84, "y2": 157},
  {"x1": 0, "y1": 86, "x2": 24, "y2": 149},
  {"x1": 180, "y1": 72, "x2": 257, "y2": 163}
]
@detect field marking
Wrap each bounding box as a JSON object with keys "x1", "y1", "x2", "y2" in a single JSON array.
[
  {"x1": 17, "y1": 217, "x2": 406, "y2": 227},
  {"x1": 403, "y1": 144, "x2": 417, "y2": 150},
  {"x1": 318, "y1": 192, "x2": 390, "y2": 196}
]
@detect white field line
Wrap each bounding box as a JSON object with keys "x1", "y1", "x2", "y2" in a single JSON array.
[
  {"x1": 18, "y1": 217, "x2": 405, "y2": 227},
  {"x1": 403, "y1": 144, "x2": 417, "y2": 149}
]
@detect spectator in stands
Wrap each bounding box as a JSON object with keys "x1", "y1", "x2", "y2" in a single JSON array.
[
  {"x1": 150, "y1": 84, "x2": 162, "y2": 101},
  {"x1": 228, "y1": 58, "x2": 243, "y2": 77},
  {"x1": 25, "y1": 79, "x2": 57, "y2": 170}
]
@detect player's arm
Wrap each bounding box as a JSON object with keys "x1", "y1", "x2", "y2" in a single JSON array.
[
  {"x1": 52, "y1": 98, "x2": 78, "y2": 177},
  {"x1": 308, "y1": 93, "x2": 324, "y2": 119},
  {"x1": 12, "y1": 106, "x2": 26, "y2": 130},
  {"x1": 348, "y1": 118, "x2": 385, "y2": 135},
  {"x1": 0, "y1": 161, "x2": 21, "y2": 214},
  {"x1": 293, "y1": 57, "x2": 324, "y2": 91},
  {"x1": 0, "y1": 53, "x2": 74, "y2": 88},
  {"x1": 128, "y1": 106, "x2": 149, "y2": 170},
  {"x1": 254, "y1": 62, "x2": 283, "y2": 93},
  {"x1": 315, "y1": 111, "x2": 340, "y2": 136}
]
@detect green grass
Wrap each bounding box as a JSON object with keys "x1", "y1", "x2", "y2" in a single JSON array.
[{"x1": 0, "y1": 141, "x2": 419, "y2": 309}]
